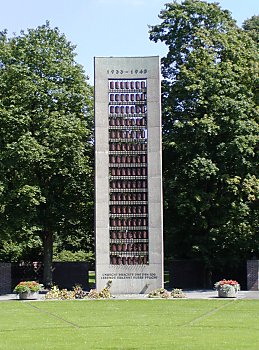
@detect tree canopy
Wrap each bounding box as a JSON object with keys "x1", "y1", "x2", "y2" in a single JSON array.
[
  {"x1": 243, "y1": 15, "x2": 259, "y2": 46},
  {"x1": 0, "y1": 22, "x2": 94, "y2": 285},
  {"x1": 149, "y1": 0, "x2": 259, "y2": 273}
]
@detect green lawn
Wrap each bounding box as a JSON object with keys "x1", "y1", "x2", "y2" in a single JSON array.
[{"x1": 1, "y1": 299, "x2": 259, "y2": 349}]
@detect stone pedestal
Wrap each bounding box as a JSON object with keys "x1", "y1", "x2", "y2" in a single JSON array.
[{"x1": 247, "y1": 260, "x2": 259, "y2": 291}]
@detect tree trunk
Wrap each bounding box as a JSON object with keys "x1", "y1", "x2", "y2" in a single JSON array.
[{"x1": 43, "y1": 230, "x2": 53, "y2": 288}]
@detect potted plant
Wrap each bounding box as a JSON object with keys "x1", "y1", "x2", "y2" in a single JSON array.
[
  {"x1": 13, "y1": 281, "x2": 42, "y2": 300},
  {"x1": 214, "y1": 279, "x2": 240, "y2": 298}
]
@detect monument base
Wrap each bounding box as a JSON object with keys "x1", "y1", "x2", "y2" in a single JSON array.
[{"x1": 96, "y1": 264, "x2": 163, "y2": 294}]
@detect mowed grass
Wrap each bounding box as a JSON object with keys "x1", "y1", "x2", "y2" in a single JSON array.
[{"x1": 1, "y1": 299, "x2": 259, "y2": 349}]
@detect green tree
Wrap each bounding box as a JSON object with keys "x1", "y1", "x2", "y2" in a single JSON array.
[
  {"x1": 0, "y1": 23, "x2": 94, "y2": 286},
  {"x1": 243, "y1": 15, "x2": 259, "y2": 106},
  {"x1": 243, "y1": 15, "x2": 259, "y2": 45},
  {"x1": 149, "y1": 1, "x2": 259, "y2": 275}
]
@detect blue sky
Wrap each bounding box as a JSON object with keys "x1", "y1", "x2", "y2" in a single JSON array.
[{"x1": 1, "y1": 0, "x2": 258, "y2": 83}]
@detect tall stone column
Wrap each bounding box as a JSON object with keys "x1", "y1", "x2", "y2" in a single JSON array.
[{"x1": 95, "y1": 56, "x2": 163, "y2": 293}]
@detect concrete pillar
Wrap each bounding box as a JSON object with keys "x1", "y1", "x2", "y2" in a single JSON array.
[{"x1": 94, "y1": 57, "x2": 163, "y2": 294}]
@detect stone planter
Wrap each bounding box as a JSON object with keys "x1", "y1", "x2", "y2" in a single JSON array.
[
  {"x1": 218, "y1": 286, "x2": 238, "y2": 298},
  {"x1": 19, "y1": 291, "x2": 39, "y2": 300}
]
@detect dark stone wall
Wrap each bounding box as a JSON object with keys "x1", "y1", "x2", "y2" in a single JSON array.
[
  {"x1": 11, "y1": 262, "x2": 43, "y2": 289},
  {"x1": 246, "y1": 260, "x2": 258, "y2": 291},
  {"x1": 169, "y1": 260, "x2": 206, "y2": 289},
  {"x1": 169, "y1": 259, "x2": 247, "y2": 290},
  {"x1": 11, "y1": 261, "x2": 89, "y2": 291},
  {"x1": 0, "y1": 263, "x2": 12, "y2": 294},
  {"x1": 52, "y1": 262, "x2": 88, "y2": 290}
]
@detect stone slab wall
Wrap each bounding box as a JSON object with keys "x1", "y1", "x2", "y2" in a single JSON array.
[
  {"x1": 11, "y1": 262, "x2": 88, "y2": 290},
  {"x1": 247, "y1": 260, "x2": 259, "y2": 291},
  {"x1": 169, "y1": 260, "x2": 205, "y2": 289},
  {"x1": 0, "y1": 263, "x2": 12, "y2": 294},
  {"x1": 52, "y1": 262, "x2": 89, "y2": 290}
]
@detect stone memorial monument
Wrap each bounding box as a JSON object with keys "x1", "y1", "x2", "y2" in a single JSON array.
[{"x1": 95, "y1": 56, "x2": 163, "y2": 293}]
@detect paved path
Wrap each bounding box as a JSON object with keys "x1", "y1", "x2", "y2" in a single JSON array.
[
  {"x1": 184, "y1": 290, "x2": 259, "y2": 299},
  {"x1": 113, "y1": 290, "x2": 259, "y2": 300},
  {"x1": 1, "y1": 290, "x2": 259, "y2": 301}
]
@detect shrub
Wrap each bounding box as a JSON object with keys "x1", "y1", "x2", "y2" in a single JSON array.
[
  {"x1": 148, "y1": 288, "x2": 170, "y2": 299},
  {"x1": 171, "y1": 288, "x2": 186, "y2": 298}
]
